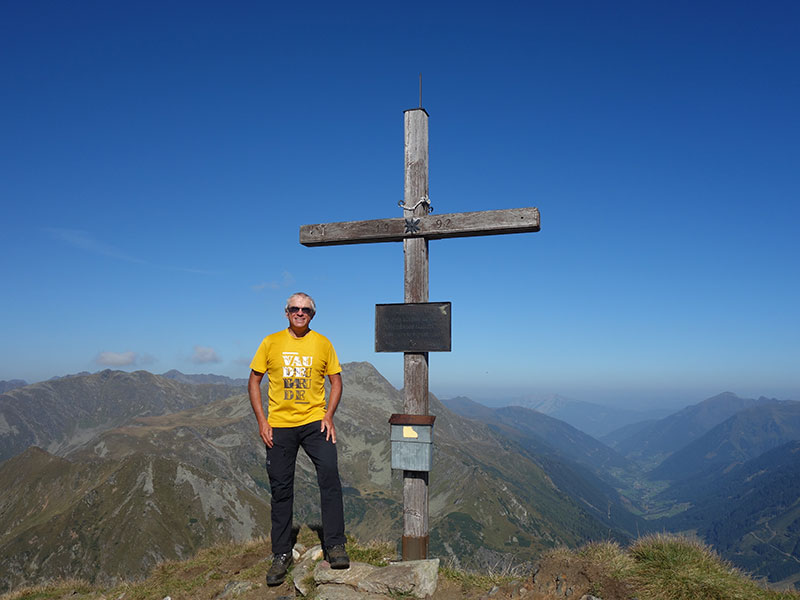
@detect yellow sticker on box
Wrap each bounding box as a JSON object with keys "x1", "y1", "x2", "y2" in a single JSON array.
[{"x1": 402, "y1": 426, "x2": 418, "y2": 439}]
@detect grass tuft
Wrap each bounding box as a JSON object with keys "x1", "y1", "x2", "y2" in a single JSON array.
[
  {"x1": 533, "y1": 534, "x2": 800, "y2": 600},
  {"x1": 577, "y1": 540, "x2": 634, "y2": 578},
  {"x1": 627, "y1": 534, "x2": 798, "y2": 600},
  {"x1": 345, "y1": 538, "x2": 397, "y2": 567},
  {"x1": 438, "y1": 559, "x2": 516, "y2": 591}
]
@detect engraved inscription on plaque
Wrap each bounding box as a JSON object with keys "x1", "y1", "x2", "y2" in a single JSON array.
[{"x1": 375, "y1": 302, "x2": 452, "y2": 352}]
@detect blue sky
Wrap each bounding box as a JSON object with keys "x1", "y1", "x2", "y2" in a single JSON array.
[{"x1": 2, "y1": 1, "x2": 798, "y2": 409}]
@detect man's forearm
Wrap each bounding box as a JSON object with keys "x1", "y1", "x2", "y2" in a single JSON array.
[
  {"x1": 248, "y1": 372, "x2": 267, "y2": 423},
  {"x1": 326, "y1": 374, "x2": 343, "y2": 417},
  {"x1": 249, "y1": 393, "x2": 267, "y2": 424}
]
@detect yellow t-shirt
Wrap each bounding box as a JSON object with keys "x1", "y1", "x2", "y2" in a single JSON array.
[{"x1": 250, "y1": 329, "x2": 342, "y2": 428}]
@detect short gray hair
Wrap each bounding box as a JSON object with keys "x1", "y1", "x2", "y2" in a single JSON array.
[{"x1": 285, "y1": 292, "x2": 316, "y2": 314}]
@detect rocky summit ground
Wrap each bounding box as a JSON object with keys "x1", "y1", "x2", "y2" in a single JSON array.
[
  {"x1": 0, "y1": 535, "x2": 623, "y2": 600},
  {"x1": 2, "y1": 532, "x2": 798, "y2": 600}
]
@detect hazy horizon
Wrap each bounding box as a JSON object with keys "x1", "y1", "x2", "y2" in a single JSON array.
[{"x1": 4, "y1": 363, "x2": 791, "y2": 414}]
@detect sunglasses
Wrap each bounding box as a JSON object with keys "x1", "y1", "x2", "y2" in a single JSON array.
[{"x1": 287, "y1": 306, "x2": 314, "y2": 315}]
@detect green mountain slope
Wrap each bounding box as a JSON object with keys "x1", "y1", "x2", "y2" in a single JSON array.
[
  {"x1": 661, "y1": 441, "x2": 800, "y2": 588},
  {"x1": 0, "y1": 447, "x2": 271, "y2": 593},
  {"x1": 442, "y1": 396, "x2": 648, "y2": 536}
]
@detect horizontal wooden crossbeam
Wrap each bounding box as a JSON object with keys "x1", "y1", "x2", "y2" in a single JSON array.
[{"x1": 300, "y1": 207, "x2": 540, "y2": 247}]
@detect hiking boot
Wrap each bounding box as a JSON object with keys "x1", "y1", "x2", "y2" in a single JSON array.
[
  {"x1": 266, "y1": 552, "x2": 293, "y2": 586},
  {"x1": 325, "y1": 544, "x2": 350, "y2": 569}
]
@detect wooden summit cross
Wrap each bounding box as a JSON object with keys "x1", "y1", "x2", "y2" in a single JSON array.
[{"x1": 299, "y1": 108, "x2": 540, "y2": 561}]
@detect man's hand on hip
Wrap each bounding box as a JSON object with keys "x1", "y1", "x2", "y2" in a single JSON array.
[
  {"x1": 260, "y1": 421, "x2": 274, "y2": 448},
  {"x1": 320, "y1": 415, "x2": 337, "y2": 444}
]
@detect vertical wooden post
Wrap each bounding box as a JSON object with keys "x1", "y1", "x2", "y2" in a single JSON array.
[{"x1": 402, "y1": 107, "x2": 430, "y2": 560}]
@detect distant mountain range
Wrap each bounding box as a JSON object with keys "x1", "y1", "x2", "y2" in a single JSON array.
[
  {"x1": 650, "y1": 399, "x2": 800, "y2": 481},
  {"x1": 160, "y1": 369, "x2": 249, "y2": 387},
  {"x1": 0, "y1": 379, "x2": 27, "y2": 394},
  {"x1": 442, "y1": 397, "x2": 633, "y2": 477},
  {"x1": 2, "y1": 370, "x2": 798, "y2": 592},
  {"x1": 0, "y1": 369, "x2": 244, "y2": 463},
  {"x1": 487, "y1": 393, "x2": 674, "y2": 438},
  {"x1": 0, "y1": 370, "x2": 246, "y2": 394},
  {"x1": 602, "y1": 392, "x2": 778, "y2": 465}
]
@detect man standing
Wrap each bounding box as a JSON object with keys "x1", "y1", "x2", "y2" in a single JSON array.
[{"x1": 248, "y1": 292, "x2": 349, "y2": 586}]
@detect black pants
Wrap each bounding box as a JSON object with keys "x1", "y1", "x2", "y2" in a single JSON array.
[{"x1": 266, "y1": 421, "x2": 346, "y2": 554}]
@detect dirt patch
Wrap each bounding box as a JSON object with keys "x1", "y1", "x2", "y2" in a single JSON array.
[
  {"x1": 528, "y1": 558, "x2": 632, "y2": 600},
  {"x1": 219, "y1": 548, "x2": 265, "y2": 575}
]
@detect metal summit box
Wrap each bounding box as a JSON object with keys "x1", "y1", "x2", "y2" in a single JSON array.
[{"x1": 389, "y1": 414, "x2": 435, "y2": 471}]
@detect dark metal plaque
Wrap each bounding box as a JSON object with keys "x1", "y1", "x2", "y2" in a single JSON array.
[{"x1": 375, "y1": 302, "x2": 452, "y2": 352}]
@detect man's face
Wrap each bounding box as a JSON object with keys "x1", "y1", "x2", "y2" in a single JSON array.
[{"x1": 286, "y1": 296, "x2": 315, "y2": 329}]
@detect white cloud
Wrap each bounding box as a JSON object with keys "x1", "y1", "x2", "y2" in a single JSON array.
[
  {"x1": 139, "y1": 353, "x2": 158, "y2": 366},
  {"x1": 96, "y1": 351, "x2": 138, "y2": 367},
  {"x1": 192, "y1": 346, "x2": 221, "y2": 364},
  {"x1": 252, "y1": 270, "x2": 295, "y2": 291},
  {"x1": 45, "y1": 228, "x2": 145, "y2": 264},
  {"x1": 44, "y1": 228, "x2": 214, "y2": 275}
]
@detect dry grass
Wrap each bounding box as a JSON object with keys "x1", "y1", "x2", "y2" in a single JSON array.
[
  {"x1": 0, "y1": 580, "x2": 95, "y2": 600},
  {"x1": 108, "y1": 537, "x2": 269, "y2": 600},
  {"x1": 626, "y1": 533, "x2": 799, "y2": 600},
  {"x1": 438, "y1": 563, "x2": 515, "y2": 591},
  {"x1": 530, "y1": 534, "x2": 800, "y2": 600},
  {"x1": 577, "y1": 540, "x2": 635, "y2": 579},
  {"x1": 3, "y1": 533, "x2": 799, "y2": 600},
  {"x1": 345, "y1": 537, "x2": 397, "y2": 567}
]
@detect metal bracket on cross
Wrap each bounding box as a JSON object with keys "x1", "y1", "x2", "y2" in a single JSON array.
[{"x1": 398, "y1": 196, "x2": 433, "y2": 215}]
